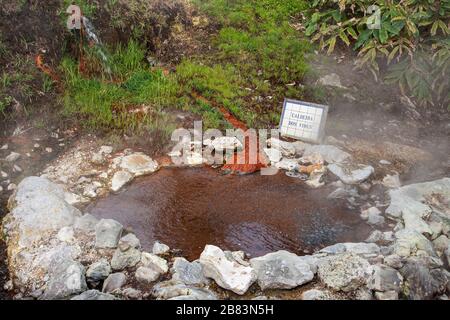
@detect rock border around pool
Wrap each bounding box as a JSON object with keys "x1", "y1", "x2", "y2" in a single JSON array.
[{"x1": 2, "y1": 175, "x2": 449, "y2": 300}]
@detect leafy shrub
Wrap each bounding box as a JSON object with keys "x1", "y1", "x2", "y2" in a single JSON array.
[{"x1": 305, "y1": 0, "x2": 450, "y2": 108}]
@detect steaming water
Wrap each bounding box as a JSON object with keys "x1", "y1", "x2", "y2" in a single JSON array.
[
  {"x1": 88, "y1": 167, "x2": 371, "y2": 260},
  {"x1": 82, "y1": 17, "x2": 111, "y2": 75}
]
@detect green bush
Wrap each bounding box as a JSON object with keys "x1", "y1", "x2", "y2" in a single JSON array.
[{"x1": 304, "y1": 0, "x2": 450, "y2": 108}]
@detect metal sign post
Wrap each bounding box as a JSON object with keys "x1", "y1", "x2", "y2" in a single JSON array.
[{"x1": 279, "y1": 99, "x2": 329, "y2": 143}]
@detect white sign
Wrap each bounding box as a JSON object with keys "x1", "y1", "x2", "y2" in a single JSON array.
[{"x1": 279, "y1": 99, "x2": 328, "y2": 143}]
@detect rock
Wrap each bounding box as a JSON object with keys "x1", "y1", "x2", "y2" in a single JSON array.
[
  {"x1": 118, "y1": 233, "x2": 141, "y2": 251},
  {"x1": 45, "y1": 147, "x2": 53, "y2": 153},
  {"x1": 152, "y1": 241, "x2": 170, "y2": 255},
  {"x1": 122, "y1": 288, "x2": 142, "y2": 299},
  {"x1": 57, "y1": 226, "x2": 74, "y2": 243},
  {"x1": 327, "y1": 186, "x2": 358, "y2": 199},
  {"x1": 91, "y1": 152, "x2": 106, "y2": 165},
  {"x1": 100, "y1": 145, "x2": 113, "y2": 155},
  {"x1": 319, "y1": 242, "x2": 380, "y2": 257},
  {"x1": 41, "y1": 260, "x2": 87, "y2": 300},
  {"x1": 103, "y1": 273, "x2": 127, "y2": 293},
  {"x1": 400, "y1": 261, "x2": 448, "y2": 300},
  {"x1": 249, "y1": 251, "x2": 315, "y2": 290},
  {"x1": 13, "y1": 164, "x2": 22, "y2": 172},
  {"x1": 317, "y1": 253, "x2": 372, "y2": 292},
  {"x1": 429, "y1": 221, "x2": 443, "y2": 240},
  {"x1": 432, "y1": 235, "x2": 449, "y2": 256},
  {"x1": 5, "y1": 151, "x2": 20, "y2": 162},
  {"x1": 111, "y1": 170, "x2": 133, "y2": 192},
  {"x1": 263, "y1": 148, "x2": 282, "y2": 163},
  {"x1": 305, "y1": 165, "x2": 326, "y2": 188},
  {"x1": 384, "y1": 254, "x2": 404, "y2": 269},
  {"x1": 71, "y1": 290, "x2": 116, "y2": 300},
  {"x1": 366, "y1": 230, "x2": 383, "y2": 243},
  {"x1": 328, "y1": 163, "x2": 374, "y2": 185},
  {"x1": 119, "y1": 153, "x2": 158, "y2": 176},
  {"x1": 7, "y1": 183, "x2": 17, "y2": 191},
  {"x1": 355, "y1": 288, "x2": 374, "y2": 300},
  {"x1": 152, "y1": 280, "x2": 217, "y2": 300},
  {"x1": 74, "y1": 213, "x2": 98, "y2": 233},
  {"x1": 367, "y1": 212, "x2": 385, "y2": 226},
  {"x1": 95, "y1": 219, "x2": 123, "y2": 248},
  {"x1": 274, "y1": 158, "x2": 299, "y2": 171},
  {"x1": 111, "y1": 247, "x2": 141, "y2": 271},
  {"x1": 1, "y1": 143, "x2": 8, "y2": 150},
  {"x1": 6, "y1": 177, "x2": 81, "y2": 247},
  {"x1": 317, "y1": 73, "x2": 346, "y2": 88},
  {"x1": 393, "y1": 229, "x2": 436, "y2": 258},
  {"x1": 199, "y1": 245, "x2": 256, "y2": 295},
  {"x1": 402, "y1": 210, "x2": 432, "y2": 236},
  {"x1": 379, "y1": 160, "x2": 391, "y2": 165},
  {"x1": 141, "y1": 252, "x2": 168, "y2": 274},
  {"x1": 266, "y1": 138, "x2": 296, "y2": 157},
  {"x1": 86, "y1": 259, "x2": 111, "y2": 282},
  {"x1": 446, "y1": 246, "x2": 450, "y2": 265},
  {"x1": 1, "y1": 170, "x2": 8, "y2": 178},
  {"x1": 171, "y1": 257, "x2": 209, "y2": 286},
  {"x1": 361, "y1": 207, "x2": 381, "y2": 220},
  {"x1": 368, "y1": 265, "x2": 403, "y2": 292},
  {"x1": 135, "y1": 266, "x2": 161, "y2": 284},
  {"x1": 303, "y1": 145, "x2": 351, "y2": 164},
  {"x1": 64, "y1": 192, "x2": 84, "y2": 205},
  {"x1": 375, "y1": 290, "x2": 399, "y2": 300},
  {"x1": 382, "y1": 173, "x2": 401, "y2": 189},
  {"x1": 301, "y1": 289, "x2": 337, "y2": 300},
  {"x1": 203, "y1": 137, "x2": 242, "y2": 150},
  {"x1": 386, "y1": 178, "x2": 450, "y2": 219}
]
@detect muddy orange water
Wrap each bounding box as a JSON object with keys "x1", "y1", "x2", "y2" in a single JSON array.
[{"x1": 88, "y1": 168, "x2": 371, "y2": 260}]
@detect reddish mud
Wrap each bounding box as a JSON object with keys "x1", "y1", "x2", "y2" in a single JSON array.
[{"x1": 88, "y1": 167, "x2": 371, "y2": 260}]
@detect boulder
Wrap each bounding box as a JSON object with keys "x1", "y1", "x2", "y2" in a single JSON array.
[
  {"x1": 5, "y1": 176, "x2": 81, "y2": 247},
  {"x1": 119, "y1": 153, "x2": 158, "y2": 176},
  {"x1": 303, "y1": 145, "x2": 351, "y2": 164},
  {"x1": 102, "y1": 273, "x2": 127, "y2": 293},
  {"x1": 328, "y1": 163, "x2": 374, "y2": 185},
  {"x1": 41, "y1": 260, "x2": 87, "y2": 300},
  {"x1": 152, "y1": 279, "x2": 217, "y2": 300},
  {"x1": 386, "y1": 178, "x2": 450, "y2": 219},
  {"x1": 400, "y1": 260, "x2": 448, "y2": 300},
  {"x1": 393, "y1": 229, "x2": 436, "y2": 258},
  {"x1": 111, "y1": 170, "x2": 133, "y2": 192},
  {"x1": 250, "y1": 251, "x2": 315, "y2": 290},
  {"x1": 86, "y1": 259, "x2": 111, "y2": 282},
  {"x1": 141, "y1": 252, "x2": 168, "y2": 274},
  {"x1": 118, "y1": 233, "x2": 141, "y2": 251},
  {"x1": 71, "y1": 290, "x2": 116, "y2": 300},
  {"x1": 171, "y1": 257, "x2": 209, "y2": 286},
  {"x1": 95, "y1": 219, "x2": 123, "y2": 248},
  {"x1": 319, "y1": 242, "x2": 380, "y2": 257},
  {"x1": 152, "y1": 241, "x2": 170, "y2": 255},
  {"x1": 135, "y1": 266, "x2": 161, "y2": 284},
  {"x1": 368, "y1": 265, "x2": 403, "y2": 292},
  {"x1": 111, "y1": 247, "x2": 141, "y2": 271},
  {"x1": 317, "y1": 253, "x2": 372, "y2": 292},
  {"x1": 199, "y1": 245, "x2": 256, "y2": 295}
]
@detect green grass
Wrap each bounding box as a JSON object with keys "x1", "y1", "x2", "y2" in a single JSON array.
[{"x1": 60, "y1": 41, "x2": 179, "y2": 137}]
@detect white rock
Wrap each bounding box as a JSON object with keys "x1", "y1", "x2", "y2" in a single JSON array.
[
  {"x1": 317, "y1": 73, "x2": 346, "y2": 89},
  {"x1": 199, "y1": 245, "x2": 257, "y2": 295},
  {"x1": 1, "y1": 144, "x2": 8, "y2": 150},
  {"x1": 317, "y1": 253, "x2": 372, "y2": 292},
  {"x1": 135, "y1": 266, "x2": 161, "y2": 284},
  {"x1": 275, "y1": 158, "x2": 299, "y2": 171},
  {"x1": 266, "y1": 138, "x2": 296, "y2": 157},
  {"x1": 5, "y1": 152, "x2": 20, "y2": 162},
  {"x1": 45, "y1": 147, "x2": 53, "y2": 153},
  {"x1": 119, "y1": 153, "x2": 159, "y2": 176},
  {"x1": 250, "y1": 251, "x2": 315, "y2": 290},
  {"x1": 57, "y1": 226, "x2": 75, "y2": 243},
  {"x1": 95, "y1": 219, "x2": 123, "y2": 248},
  {"x1": 13, "y1": 164, "x2": 22, "y2": 172},
  {"x1": 203, "y1": 137, "x2": 242, "y2": 150},
  {"x1": 303, "y1": 145, "x2": 351, "y2": 164},
  {"x1": 118, "y1": 233, "x2": 141, "y2": 251},
  {"x1": 99, "y1": 145, "x2": 113, "y2": 155},
  {"x1": 7, "y1": 183, "x2": 16, "y2": 191},
  {"x1": 263, "y1": 148, "x2": 282, "y2": 163},
  {"x1": 1, "y1": 170, "x2": 8, "y2": 178},
  {"x1": 328, "y1": 163, "x2": 374, "y2": 184},
  {"x1": 361, "y1": 207, "x2": 381, "y2": 220},
  {"x1": 152, "y1": 241, "x2": 170, "y2": 255},
  {"x1": 141, "y1": 252, "x2": 169, "y2": 274},
  {"x1": 382, "y1": 173, "x2": 401, "y2": 189},
  {"x1": 111, "y1": 170, "x2": 133, "y2": 192}
]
